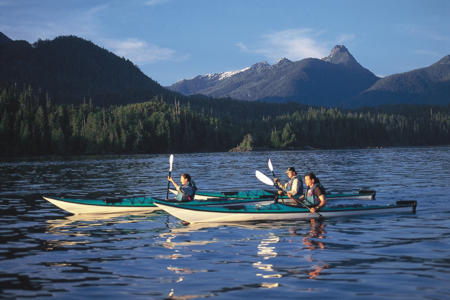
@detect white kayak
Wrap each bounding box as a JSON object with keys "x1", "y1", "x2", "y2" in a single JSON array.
[
  {"x1": 42, "y1": 195, "x2": 277, "y2": 215},
  {"x1": 153, "y1": 199, "x2": 417, "y2": 223}
]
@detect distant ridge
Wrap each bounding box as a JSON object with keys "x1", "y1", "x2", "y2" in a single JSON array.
[
  {"x1": 168, "y1": 45, "x2": 380, "y2": 107},
  {"x1": 344, "y1": 54, "x2": 450, "y2": 107},
  {"x1": 0, "y1": 32, "x2": 13, "y2": 44},
  {"x1": 169, "y1": 45, "x2": 450, "y2": 107},
  {"x1": 1, "y1": 31, "x2": 449, "y2": 108}
]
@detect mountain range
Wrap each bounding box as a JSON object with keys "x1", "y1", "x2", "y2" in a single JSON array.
[
  {"x1": 1, "y1": 31, "x2": 449, "y2": 108},
  {"x1": 169, "y1": 45, "x2": 450, "y2": 108}
]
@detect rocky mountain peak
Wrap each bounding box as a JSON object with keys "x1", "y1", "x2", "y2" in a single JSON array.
[
  {"x1": 330, "y1": 45, "x2": 349, "y2": 56},
  {"x1": 274, "y1": 57, "x2": 292, "y2": 67},
  {"x1": 321, "y1": 44, "x2": 360, "y2": 68},
  {"x1": 433, "y1": 54, "x2": 450, "y2": 66},
  {"x1": 249, "y1": 61, "x2": 270, "y2": 71}
]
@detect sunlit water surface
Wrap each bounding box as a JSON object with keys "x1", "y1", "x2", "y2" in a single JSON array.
[{"x1": 1, "y1": 147, "x2": 450, "y2": 299}]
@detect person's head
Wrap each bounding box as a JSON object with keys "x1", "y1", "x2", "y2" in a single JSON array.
[
  {"x1": 304, "y1": 172, "x2": 320, "y2": 187},
  {"x1": 180, "y1": 173, "x2": 191, "y2": 185},
  {"x1": 285, "y1": 167, "x2": 297, "y2": 178}
]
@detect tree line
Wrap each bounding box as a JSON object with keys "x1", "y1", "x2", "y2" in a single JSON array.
[{"x1": 1, "y1": 83, "x2": 449, "y2": 157}]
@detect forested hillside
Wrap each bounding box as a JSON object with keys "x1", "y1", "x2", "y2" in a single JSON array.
[
  {"x1": 1, "y1": 83, "x2": 449, "y2": 157},
  {"x1": 0, "y1": 35, "x2": 169, "y2": 106}
]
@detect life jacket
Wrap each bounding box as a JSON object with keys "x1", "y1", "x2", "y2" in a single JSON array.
[
  {"x1": 285, "y1": 175, "x2": 303, "y2": 195},
  {"x1": 304, "y1": 183, "x2": 325, "y2": 206},
  {"x1": 175, "y1": 180, "x2": 197, "y2": 202},
  {"x1": 188, "y1": 180, "x2": 197, "y2": 200}
]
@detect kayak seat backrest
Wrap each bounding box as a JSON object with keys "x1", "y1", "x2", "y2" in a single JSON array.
[
  {"x1": 226, "y1": 205, "x2": 246, "y2": 210},
  {"x1": 222, "y1": 192, "x2": 239, "y2": 196},
  {"x1": 359, "y1": 189, "x2": 376, "y2": 200},
  {"x1": 103, "y1": 198, "x2": 123, "y2": 205}
]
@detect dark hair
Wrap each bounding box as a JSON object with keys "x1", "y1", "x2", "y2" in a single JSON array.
[
  {"x1": 305, "y1": 172, "x2": 320, "y2": 183},
  {"x1": 181, "y1": 173, "x2": 191, "y2": 181}
]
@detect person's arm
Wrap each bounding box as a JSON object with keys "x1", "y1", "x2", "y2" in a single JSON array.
[
  {"x1": 274, "y1": 178, "x2": 286, "y2": 189},
  {"x1": 168, "y1": 176, "x2": 179, "y2": 190},
  {"x1": 274, "y1": 178, "x2": 287, "y2": 194}
]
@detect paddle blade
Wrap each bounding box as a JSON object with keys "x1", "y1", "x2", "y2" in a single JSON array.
[
  {"x1": 268, "y1": 159, "x2": 273, "y2": 172},
  {"x1": 255, "y1": 170, "x2": 275, "y2": 186},
  {"x1": 169, "y1": 154, "x2": 174, "y2": 172}
]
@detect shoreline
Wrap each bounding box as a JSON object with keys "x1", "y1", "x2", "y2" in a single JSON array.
[{"x1": 0, "y1": 144, "x2": 443, "y2": 161}]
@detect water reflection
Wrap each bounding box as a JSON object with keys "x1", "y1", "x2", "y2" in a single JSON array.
[
  {"x1": 253, "y1": 233, "x2": 282, "y2": 284},
  {"x1": 160, "y1": 222, "x2": 222, "y2": 299},
  {"x1": 289, "y1": 219, "x2": 330, "y2": 279}
]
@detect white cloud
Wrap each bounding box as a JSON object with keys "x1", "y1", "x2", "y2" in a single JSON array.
[
  {"x1": 395, "y1": 24, "x2": 450, "y2": 42},
  {"x1": 104, "y1": 38, "x2": 189, "y2": 64},
  {"x1": 336, "y1": 33, "x2": 355, "y2": 44},
  {"x1": 144, "y1": 0, "x2": 172, "y2": 5},
  {"x1": 415, "y1": 50, "x2": 442, "y2": 57},
  {"x1": 238, "y1": 28, "x2": 330, "y2": 62}
]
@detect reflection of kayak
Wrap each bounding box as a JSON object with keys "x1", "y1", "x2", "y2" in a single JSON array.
[
  {"x1": 169, "y1": 188, "x2": 376, "y2": 200},
  {"x1": 154, "y1": 199, "x2": 417, "y2": 223},
  {"x1": 42, "y1": 196, "x2": 276, "y2": 215}
]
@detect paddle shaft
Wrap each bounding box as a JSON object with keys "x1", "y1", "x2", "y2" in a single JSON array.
[
  {"x1": 166, "y1": 170, "x2": 171, "y2": 199},
  {"x1": 166, "y1": 154, "x2": 174, "y2": 200},
  {"x1": 293, "y1": 197, "x2": 323, "y2": 218}
]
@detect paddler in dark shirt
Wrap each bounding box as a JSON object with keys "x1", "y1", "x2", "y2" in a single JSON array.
[
  {"x1": 167, "y1": 173, "x2": 197, "y2": 202},
  {"x1": 296, "y1": 172, "x2": 327, "y2": 213}
]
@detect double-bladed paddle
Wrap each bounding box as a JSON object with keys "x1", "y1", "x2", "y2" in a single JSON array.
[
  {"x1": 255, "y1": 170, "x2": 324, "y2": 219},
  {"x1": 166, "y1": 154, "x2": 174, "y2": 200}
]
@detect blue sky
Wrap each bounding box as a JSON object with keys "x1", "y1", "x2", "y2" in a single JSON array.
[{"x1": 1, "y1": 0, "x2": 449, "y2": 86}]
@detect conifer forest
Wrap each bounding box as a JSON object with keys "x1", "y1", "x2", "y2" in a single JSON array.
[{"x1": 1, "y1": 83, "x2": 449, "y2": 157}]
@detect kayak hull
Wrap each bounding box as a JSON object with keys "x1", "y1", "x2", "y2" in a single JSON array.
[
  {"x1": 154, "y1": 200, "x2": 417, "y2": 223},
  {"x1": 43, "y1": 196, "x2": 275, "y2": 215},
  {"x1": 43, "y1": 196, "x2": 160, "y2": 214}
]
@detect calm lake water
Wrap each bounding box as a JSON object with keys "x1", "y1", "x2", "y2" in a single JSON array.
[{"x1": 1, "y1": 147, "x2": 450, "y2": 299}]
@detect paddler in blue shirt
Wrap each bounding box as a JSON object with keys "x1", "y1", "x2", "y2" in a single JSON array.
[
  {"x1": 296, "y1": 172, "x2": 327, "y2": 213},
  {"x1": 167, "y1": 173, "x2": 197, "y2": 202},
  {"x1": 273, "y1": 167, "x2": 303, "y2": 202}
]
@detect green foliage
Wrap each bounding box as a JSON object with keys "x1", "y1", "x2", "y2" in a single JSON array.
[
  {"x1": 239, "y1": 134, "x2": 255, "y2": 149},
  {"x1": 1, "y1": 83, "x2": 449, "y2": 157}
]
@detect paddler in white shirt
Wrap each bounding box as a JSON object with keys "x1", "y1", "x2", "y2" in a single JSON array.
[{"x1": 273, "y1": 167, "x2": 303, "y2": 202}]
